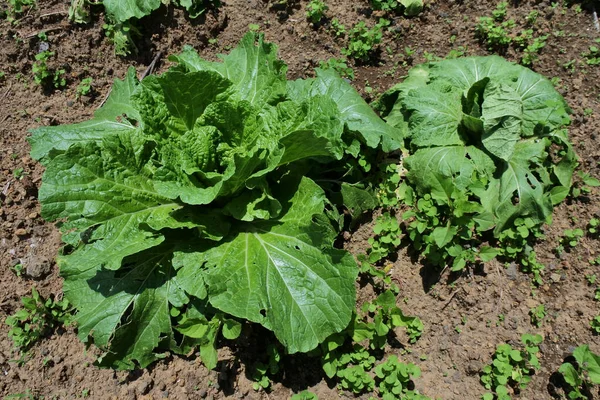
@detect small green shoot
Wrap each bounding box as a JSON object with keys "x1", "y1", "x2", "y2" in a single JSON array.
[
  {"x1": 318, "y1": 58, "x2": 354, "y2": 80},
  {"x1": 562, "y1": 228, "x2": 584, "y2": 248},
  {"x1": 480, "y1": 334, "x2": 543, "y2": 398},
  {"x1": 587, "y1": 218, "x2": 599, "y2": 237},
  {"x1": 529, "y1": 304, "x2": 546, "y2": 328},
  {"x1": 572, "y1": 171, "x2": 600, "y2": 198},
  {"x1": 76, "y1": 77, "x2": 93, "y2": 99},
  {"x1": 374, "y1": 355, "x2": 425, "y2": 398},
  {"x1": 251, "y1": 344, "x2": 280, "y2": 391},
  {"x1": 591, "y1": 316, "x2": 600, "y2": 334},
  {"x1": 290, "y1": 391, "x2": 318, "y2": 400},
  {"x1": 306, "y1": 0, "x2": 328, "y2": 24},
  {"x1": 368, "y1": 212, "x2": 401, "y2": 263},
  {"x1": 342, "y1": 19, "x2": 389, "y2": 62}
]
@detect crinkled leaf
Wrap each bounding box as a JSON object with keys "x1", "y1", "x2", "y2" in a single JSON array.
[
  {"x1": 168, "y1": 33, "x2": 287, "y2": 108},
  {"x1": 39, "y1": 139, "x2": 181, "y2": 271},
  {"x1": 402, "y1": 82, "x2": 464, "y2": 148},
  {"x1": 287, "y1": 68, "x2": 404, "y2": 152},
  {"x1": 382, "y1": 56, "x2": 575, "y2": 236},
  {"x1": 481, "y1": 82, "x2": 522, "y2": 161}
]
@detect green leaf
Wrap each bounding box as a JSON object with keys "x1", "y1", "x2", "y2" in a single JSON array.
[
  {"x1": 478, "y1": 246, "x2": 499, "y2": 262},
  {"x1": 29, "y1": 68, "x2": 140, "y2": 162},
  {"x1": 39, "y1": 140, "x2": 181, "y2": 271},
  {"x1": 573, "y1": 345, "x2": 600, "y2": 384},
  {"x1": 340, "y1": 183, "x2": 377, "y2": 219},
  {"x1": 103, "y1": 0, "x2": 161, "y2": 23},
  {"x1": 179, "y1": 178, "x2": 357, "y2": 353},
  {"x1": 69, "y1": 246, "x2": 177, "y2": 369},
  {"x1": 222, "y1": 318, "x2": 242, "y2": 340},
  {"x1": 287, "y1": 68, "x2": 404, "y2": 152},
  {"x1": 400, "y1": 0, "x2": 423, "y2": 16},
  {"x1": 169, "y1": 33, "x2": 287, "y2": 109},
  {"x1": 481, "y1": 82, "x2": 522, "y2": 161},
  {"x1": 431, "y1": 223, "x2": 458, "y2": 248},
  {"x1": 402, "y1": 82, "x2": 464, "y2": 148},
  {"x1": 558, "y1": 362, "x2": 581, "y2": 388}
]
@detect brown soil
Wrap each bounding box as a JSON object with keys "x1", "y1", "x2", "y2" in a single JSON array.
[{"x1": 1, "y1": 0, "x2": 600, "y2": 399}]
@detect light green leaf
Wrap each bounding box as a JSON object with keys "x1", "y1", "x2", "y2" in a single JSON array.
[
  {"x1": 169, "y1": 33, "x2": 287, "y2": 108},
  {"x1": 103, "y1": 0, "x2": 161, "y2": 23},
  {"x1": 400, "y1": 0, "x2": 423, "y2": 16},
  {"x1": 287, "y1": 68, "x2": 404, "y2": 152},
  {"x1": 39, "y1": 139, "x2": 184, "y2": 271},
  {"x1": 478, "y1": 246, "x2": 499, "y2": 262},
  {"x1": 573, "y1": 345, "x2": 600, "y2": 384},
  {"x1": 432, "y1": 224, "x2": 458, "y2": 248},
  {"x1": 402, "y1": 82, "x2": 464, "y2": 148},
  {"x1": 481, "y1": 82, "x2": 522, "y2": 161},
  {"x1": 222, "y1": 318, "x2": 242, "y2": 339}
]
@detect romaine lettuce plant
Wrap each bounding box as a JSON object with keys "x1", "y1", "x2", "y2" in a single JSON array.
[
  {"x1": 29, "y1": 33, "x2": 403, "y2": 369},
  {"x1": 379, "y1": 56, "x2": 577, "y2": 270}
]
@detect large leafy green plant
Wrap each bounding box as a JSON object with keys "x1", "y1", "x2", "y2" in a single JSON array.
[
  {"x1": 379, "y1": 56, "x2": 577, "y2": 269},
  {"x1": 29, "y1": 33, "x2": 402, "y2": 369}
]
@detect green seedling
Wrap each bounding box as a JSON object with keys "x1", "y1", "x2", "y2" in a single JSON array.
[
  {"x1": 103, "y1": 22, "x2": 138, "y2": 56},
  {"x1": 526, "y1": 10, "x2": 538, "y2": 25},
  {"x1": 374, "y1": 355, "x2": 425, "y2": 398},
  {"x1": 32, "y1": 51, "x2": 53, "y2": 86},
  {"x1": 10, "y1": 263, "x2": 24, "y2": 277},
  {"x1": 481, "y1": 334, "x2": 543, "y2": 398},
  {"x1": 5, "y1": 287, "x2": 73, "y2": 352},
  {"x1": 330, "y1": 18, "x2": 346, "y2": 37},
  {"x1": 6, "y1": 0, "x2": 35, "y2": 23},
  {"x1": 582, "y1": 40, "x2": 600, "y2": 65},
  {"x1": 342, "y1": 19, "x2": 389, "y2": 62},
  {"x1": 529, "y1": 304, "x2": 546, "y2": 328},
  {"x1": 572, "y1": 171, "x2": 600, "y2": 198},
  {"x1": 290, "y1": 391, "x2": 318, "y2": 400},
  {"x1": 591, "y1": 316, "x2": 600, "y2": 334},
  {"x1": 562, "y1": 228, "x2": 584, "y2": 248},
  {"x1": 587, "y1": 218, "x2": 599, "y2": 237},
  {"x1": 76, "y1": 77, "x2": 93, "y2": 98},
  {"x1": 306, "y1": 0, "x2": 327, "y2": 24},
  {"x1": 319, "y1": 58, "x2": 354, "y2": 80},
  {"x1": 368, "y1": 212, "x2": 401, "y2": 263},
  {"x1": 32, "y1": 51, "x2": 66, "y2": 89},
  {"x1": 251, "y1": 344, "x2": 281, "y2": 391}
]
